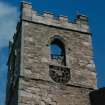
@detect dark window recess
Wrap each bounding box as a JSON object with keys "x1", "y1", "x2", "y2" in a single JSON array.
[{"x1": 50, "y1": 38, "x2": 66, "y2": 65}]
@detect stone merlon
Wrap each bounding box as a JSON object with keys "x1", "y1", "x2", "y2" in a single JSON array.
[{"x1": 20, "y1": 1, "x2": 90, "y2": 33}]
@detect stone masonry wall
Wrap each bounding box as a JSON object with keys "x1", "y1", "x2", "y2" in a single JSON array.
[
  {"x1": 21, "y1": 21, "x2": 96, "y2": 89},
  {"x1": 18, "y1": 20, "x2": 96, "y2": 105},
  {"x1": 18, "y1": 78, "x2": 91, "y2": 105},
  {"x1": 21, "y1": 1, "x2": 89, "y2": 33},
  {"x1": 6, "y1": 1, "x2": 96, "y2": 105}
]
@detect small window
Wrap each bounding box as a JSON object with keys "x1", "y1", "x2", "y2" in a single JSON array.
[{"x1": 49, "y1": 38, "x2": 66, "y2": 65}]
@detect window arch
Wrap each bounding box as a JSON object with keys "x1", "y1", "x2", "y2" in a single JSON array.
[{"x1": 49, "y1": 38, "x2": 66, "y2": 66}]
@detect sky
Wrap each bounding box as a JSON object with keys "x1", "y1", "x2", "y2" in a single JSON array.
[
  {"x1": 0, "y1": 47, "x2": 8, "y2": 105},
  {"x1": 0, "y1": 0, "x2": 105, "y2": 105}
]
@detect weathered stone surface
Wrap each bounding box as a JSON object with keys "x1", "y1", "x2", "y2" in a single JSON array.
[
  {"x1": 22, "y1": 21, "x2": 96, "y2": 89},
  {"x1": 18, "y1": 79, "x2": 92, "y2": 105},
  {"x1": 6, "y1": 1, "x2": 96, "y2": 105},
  {"x1": 21, "y1": 1, "x2": 89, "y2": 33}
]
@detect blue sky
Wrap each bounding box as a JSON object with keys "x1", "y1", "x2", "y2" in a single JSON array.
[
  {"x1": 0, "y1": 0, "x2": 105, "y2": 105},
  {"x1": 0, "y1": 47, "x2": 8, "y2": 105}
]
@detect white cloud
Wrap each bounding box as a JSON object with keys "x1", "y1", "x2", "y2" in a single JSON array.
[{"x1": 0, "y1": 2, "x2": 18, "y2": 48}]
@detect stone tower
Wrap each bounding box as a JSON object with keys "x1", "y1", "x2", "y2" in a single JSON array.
[{"x1": 6, "y1": 1, "x2": 96, "y2": 105}]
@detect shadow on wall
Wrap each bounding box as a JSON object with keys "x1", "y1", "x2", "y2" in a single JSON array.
[{"x1": 6, "y1": 80, "x2": 19, "y2": 105}]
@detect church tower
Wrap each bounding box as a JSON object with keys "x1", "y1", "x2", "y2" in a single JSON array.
[{"x1": 6, "y1": 1, "x2": 96, "y2": 105}]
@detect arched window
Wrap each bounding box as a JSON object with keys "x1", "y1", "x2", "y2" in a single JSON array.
[{"x1": 49, "y1": 38, "x2": 66, "y2": 65}]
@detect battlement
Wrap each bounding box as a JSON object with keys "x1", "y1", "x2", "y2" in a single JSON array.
[{"x1": 21, "y1": 1, "x2": 90, "y2": 33}]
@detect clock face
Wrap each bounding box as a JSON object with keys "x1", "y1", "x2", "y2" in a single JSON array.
[{"x1": 49, "y1": 65, "x2": 70, "y2": 83}]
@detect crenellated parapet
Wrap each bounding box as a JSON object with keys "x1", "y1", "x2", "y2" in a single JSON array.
[{"x1": 21, "y1": 1, "x2": 90, "y2": 33}]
